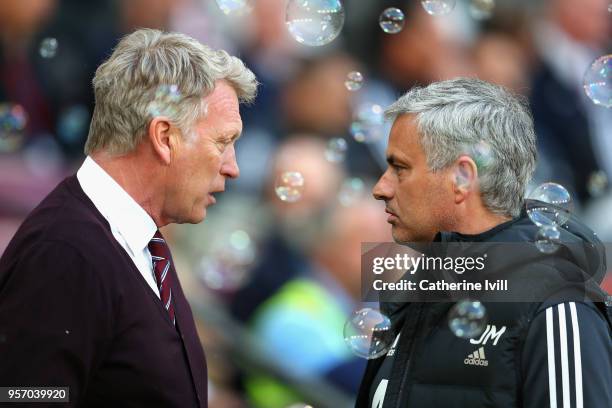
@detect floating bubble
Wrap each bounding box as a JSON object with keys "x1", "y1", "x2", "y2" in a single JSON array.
[
  {"x1": 535, "y1": 226, "x2": 561, "y2": 254},
  {"x1": 526, "y1": 182, "x2": 573, "y2": 228},
  {"x1": 39, "y1": 37, "x2": 58, "y2": 58},
  {"x1": 587, "y1": 170, "x2": 608, "y2": 197},
  {"x1": 0, "y1": 103, "x2": 27, "y2": 152},
  {"x1": 57, "y1": 105, "x2": 89, "y2": 145},
  {"x1": 605, "y1": 295, "x2": 612, "y2": 307},
  {"x1": 23, "y1": 135, "x2": 64, "y2": 179},
  {"x1": 197, "y1": 229, "x2": 256, "y2": 291},
  {"x1": 275, "y1": 171, "x2": 305, "y2": 202},
  {"x1": 345, "y1": 71, "x2": 364, "y2": 91},
  {"x1": 454, "y1": 166, "x2": 471, "y2": 190},
  {"x1": 0, "y1": 103, "x2": 27, "y2": 138},
  {"x1": 421, "y1": 0, "x2": 456, "y2": 16},
  {"x1": 469, "y1": 0, "x2": 495, "y2": 20},
  {"x1": 379, "y1": 8, "x2": 405, "y2": 34},
  {"x1": 465, "y1": 140, "x2": 494, "y2": 171},
  {"x1": 583, "y1": 55, "x2": 611, "y2": 108},
  {"x1": 350, "y1": 103, "x2": 385, "y2": 143},
  {"x1": 448, "y1": 300, "x2": 487, "y2": 339},
  {"x1": 214, "y1": 0, "x2": 252, "y2": 16},
  {"x1": 286, "y1": 0, "x2": 345, "y2": 47},
  {"x1": 148, "y1": 84, "x2": 181, "y2": 118},
  {"x1": 325, "y1": 137, "x2": 348, "y2": 163},
  {"x1": 338, "y1": 177, "x2": 365, "y2": 206},
  {"x1": 344, "y1": 308, "x2": 394, "y2": 359},
  {"x1": 609, "y1": 3, "x2": 612, "y2": 13}
]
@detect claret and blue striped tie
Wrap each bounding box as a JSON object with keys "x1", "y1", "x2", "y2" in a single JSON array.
[{"x1": 147, "y1": 230, "x2": 176, "y2": 325}]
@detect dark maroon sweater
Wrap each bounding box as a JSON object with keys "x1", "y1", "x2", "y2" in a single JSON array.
[{"x1": 0, "y1": 175, "x2": 207, "y2": 407}]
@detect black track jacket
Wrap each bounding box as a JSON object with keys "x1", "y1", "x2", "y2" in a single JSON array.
[{"x1": 356, "y1": 206, "x2": 612, "y2": 408}]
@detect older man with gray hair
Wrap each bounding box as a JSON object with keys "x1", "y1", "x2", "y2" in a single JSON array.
[
  {"x1": 0, "y1": 29, "x2": 257, "y2": 407},
  {"x1": 359, "y1": 78, "x2": 611, "y2": 407}
]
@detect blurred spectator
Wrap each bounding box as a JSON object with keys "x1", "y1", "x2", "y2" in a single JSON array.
[
  {"x1": 379, "y1": 2, "x2": 474, "y2": 90},
  {"x1": 230, "y1": 136, "x2": 345, "y2": 323},
  {"x1": 0, "y1": 0, "x2": 58, "y2": 138},
  {"x1": 245, "y1": 197, "x2": 390, "y2": 408},
  {"x1": 120, "y1": 0, "x2": 181, "y2": 32},
  {"x1": 529, "y1": 0, "x2": 612, "y2": 204},
  {"x1": 473, "y1": 31, "x2": 530, "y2": 93},
  {"x1": 282, "y1": 54, "x2": 356, "y2": 136}
]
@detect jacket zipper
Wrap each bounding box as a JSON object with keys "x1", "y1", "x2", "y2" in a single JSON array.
[{"x1": 394, "y1": 303, "x2": 426, "y2": 408}]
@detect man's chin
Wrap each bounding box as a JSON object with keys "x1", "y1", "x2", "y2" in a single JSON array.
[
  {"x1": 181, "y1": 207, "x2": 207, "y2": 225},
  {"x1": 391, "y1": 226, "x2": 418, "y2": 244}
]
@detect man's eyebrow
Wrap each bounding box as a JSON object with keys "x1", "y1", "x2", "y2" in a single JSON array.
[
  {"x1": 386, "y1": 154, "x2": 410, "y2": 166},
  {"x1": 387, "y1": 154, "x2": 401, "y2": 165}
]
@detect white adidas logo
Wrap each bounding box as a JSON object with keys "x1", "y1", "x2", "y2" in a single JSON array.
[{"x1": 464, "y1": 347, "x2": 489, "y2": 367}]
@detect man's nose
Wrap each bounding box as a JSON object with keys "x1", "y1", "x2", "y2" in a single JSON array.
[
  {"x1": 220, "y1": 145, "x2": 240, "y2": 179},
  {"x1": 373, "y1": 170, "x2": 393, "y2": 201}
]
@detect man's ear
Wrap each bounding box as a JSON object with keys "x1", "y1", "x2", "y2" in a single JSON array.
[
  {"x1": 452, "y1": 155, "x2": 478, "y2": 204},
  {"x1": 147, "y1": 117, "x2": 178, "y2": 165}
]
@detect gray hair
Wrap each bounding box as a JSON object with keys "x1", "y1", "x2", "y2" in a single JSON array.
[
  {"x1": 85, "y1": 29, "x2": 258, "y2": 156},
  {"x1": 385, "y1": 77, "x2": 536, "y2": 217}
]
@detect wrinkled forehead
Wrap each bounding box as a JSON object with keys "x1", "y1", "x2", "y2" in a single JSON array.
[{"x1": 205, "y1": 81, "x2": 243, "y2": 129}]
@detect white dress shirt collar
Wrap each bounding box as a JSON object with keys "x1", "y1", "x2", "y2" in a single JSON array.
[{"x1": 77, "y1": 156, "x2": 158, "y2": 257}]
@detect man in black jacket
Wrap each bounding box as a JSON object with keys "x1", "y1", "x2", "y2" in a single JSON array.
[{"x1": 359, "y1": 78, "x2": 612, "y2": 407}]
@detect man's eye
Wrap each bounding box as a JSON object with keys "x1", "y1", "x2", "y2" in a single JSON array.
[{"x1": 217, "y1": 139, "x2": 231, "y2": 149}]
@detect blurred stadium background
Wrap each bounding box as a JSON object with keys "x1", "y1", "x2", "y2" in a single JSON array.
[{"x1": 0, "y1": 0, "x2": 610, "y2": 407}]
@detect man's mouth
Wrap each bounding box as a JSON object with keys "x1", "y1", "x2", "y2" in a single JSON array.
[
  {"x1": 207, "y1": 187, "x2": 225, "y2": 205},
  {"x1": 385, "y1": 207, "x2": 398, "y2": 223}
]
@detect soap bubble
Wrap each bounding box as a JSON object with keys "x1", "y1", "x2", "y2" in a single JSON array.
[
  {"x1": 197, "y1": 229, "x2": 256, "y2": 291},
  {"x1": 421, "y1": 0, "x2": 456, "y2": 16},
  {"x1": 465, "y1": 141, "x2": 494, "y2": 171},
  {"x1": 148, "y1": 84, "x2": 182, "y2": 118},
  {"x1": 345, "y1": 71, "x2": 364, "y2": 91},
  {"x1": 23, "y1": 135, "x2": 64, "y2": 179},
  {"x1": 344, "y1": 308, "x2": 394, "y2": 359},
  {"x1": 448, "y1": 300, "x2": 487, "y2": 339},
  {"x1": 379, "y1": 8, "x2": 405, "y2": 34},
  {"x1": 275, "y1": 171, "x2": 305, "y2": 202},
  {"x1": 338, "y1": 177, "x2": 365, "y2": 206},
  {"x1": 214, "y1": 0, "x2": 252, "y2": 16},
  {"x1": 286, "y1": 0, "x2": 345, "y2": 47},
  {"x1": 39, "y1": 38, "x2": 58, "y2": 58},
  {"x1": 605, "y1": 295, "x2": 612, "y2": 307},
  {"x1": 583, "y1": 54, "x2": 611, "y2": 108},
  {"x1": 0, "y1": 103, "x2": 27, "y2": 138},
  {"x1": 0, "y1": 103, "x2": 27, "y2": 152},
  {"x1": 57, "y1": 105, "x2": 89, "y2": 145},
  {"x1": 608, "y1": 3, "x2": 612, "y2": 13},
  {"x1": 350, "y1": 103, "x2": 385, "y2": 143},
  {"x1": 587, "y1": 170, "x2": 608, "y2": 197},
  {"x1": 325, "y1": 137, "x2": 348, "y2": 163},
  {"x1": 454, "y1": 166, "x2": 471, "y2": 190},
  {"x1": 469, "y1": 0, "x2": 495, "y2": 20},
  {"x1": 526, "y1": 182, "x2": 573, "y2": 228},
  {"x1": 535, "y1": 226, "x2": 561, "y2": 254}
]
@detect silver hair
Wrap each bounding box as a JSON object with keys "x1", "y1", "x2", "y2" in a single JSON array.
[
  {"x1": 385, "y1": 77, "x2": 537, "y2": 217},
  {"x1": 85, "y1": 28, "x2": 258, "y2": 155}
]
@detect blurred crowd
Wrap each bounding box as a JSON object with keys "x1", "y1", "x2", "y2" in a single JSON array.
[{"x1": 0, "y1": 0, "x2": 610, "y2": 407}]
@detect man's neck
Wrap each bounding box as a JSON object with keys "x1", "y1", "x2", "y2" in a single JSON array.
[
  {"x1": 90, "y1": 152, "x2": 164, "y2": 226},
  {"x1": 451, "y1": 206, "x2": 512, "y2": 237}
]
